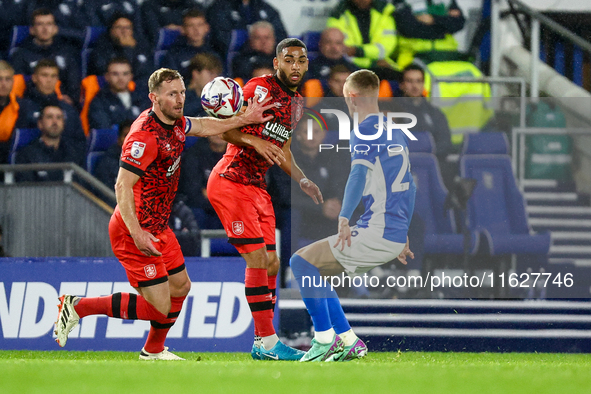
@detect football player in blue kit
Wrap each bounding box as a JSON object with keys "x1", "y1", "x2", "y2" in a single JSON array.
[{"x1": 290, "y1": 69, "x2": 416, "y2": 362}]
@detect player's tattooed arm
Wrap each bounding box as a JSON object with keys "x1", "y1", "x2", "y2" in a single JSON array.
[
  {"x1": 186, "y1": 95, "x2": 276, "y2": 137},
  {"x1": 279, "y1": 138, "x2": 324, "y2": 204}
]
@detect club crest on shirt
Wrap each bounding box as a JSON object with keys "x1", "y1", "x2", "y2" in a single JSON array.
[
  {"x1": 174, "y1": 125, "x2": 186, "y2": 142},
  {"x1": 131, "y1": 141, "x2": 146, "y2": 158},
  {"x1": 144, "y1": 264, "x2": 157, "y2": 279},
  {"x1": 232, "y1": 221, "x2": 244, "y2": 235},
  {"x1": 254, "y1": 85, "x2": 269, "y2": 102}
]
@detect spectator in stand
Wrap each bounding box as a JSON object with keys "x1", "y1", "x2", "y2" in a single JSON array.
[
  {"x1": 325, "y1": 64, "x2": 351, "y2": 98},
  {"x1": 207, "y1": 0, "x2": 287, "y2": 58},
  {"x1": 394, "y1": 0, "x2": 465, "y2": 68},
  {"x1": 94, "y1": 119, "x2": 132, "y2": 190},
  {"x1": 140, "y1": 0, "x2": 208, "y2": 46},
  {"x1": 15, "y1": 103, "x2": 85, "y2": 182},
  {"x1": 88, "y1": 58, "x2": 150, "y2": 130},
  {"x1": 161, "y1": 9, "x2": 218, "y2": 80},
  {"x1": 231, "y1": 21, "x2": 276, "y2": 81},
  {"x1": 177, "y1": 135, "x2": 227, "y2": 229},
  {"x1": 183, "y1": 53, "x2": 223, "y2": 118},
  {"x1": 16, "y1": 59, "x2": 85, "y2": 151},
  {"x1": 0, "y1": 61, "x2": 20, "y2": 164},
  {"x1": 25, "y1": 1, "x2": 87, "y2": 45},
  {"x1": 0, "y1": 1, "x2": 27, "y2": 53},
  {"x1": 251, "y1": 63, "x2": 274, "y2": 79},
  {"x1": 10, "y1": 8, "x2": 81, "y2": 106},
  {"x1": 307, "y1": 28, "x2": 357, "y2": 80},
  {"x1": 88, "y1": 14, "x2": 154, "y2": 96},
  {"x1": 83, "y1": 0, "x2": 143, "y2": 37},
  {"x1": 327, "y1": 0, "x2": 400, "y2": 81}
]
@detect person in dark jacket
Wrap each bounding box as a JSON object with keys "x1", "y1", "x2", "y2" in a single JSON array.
[
  {"x1": 231, "y1": 21, "x2": 276, "y2": 81},
  {"x1": 207, "y1": 0, "x2": 287, "y2": 58},
  {"x1": 183, "y1": 53, "x2": 222, "y2": 118},
  {"x1": 15, "y1": 104, "x2": 85, "y2": 182},
  {"x1": 88, "y1": 57, "x2": 150, "y2": 130},
  {"x1": 24, "y1": 1, "x2": 87, "y2": 45},
  {"x1": 94, "y1": 119, "x2": 132, "y2": 190},
  {"x1": 16, "y1": 59, "x2": 86, "y2": 151},
  {"x1": 161, "y1": 9, "x2": 218, "y2": 80},
  {"x1": 0, "y1": 0, "x2": 27, "y2": 53},
  {"x1": 140, "y1": 0, "x2": 208, "y2": 46},
  {"x1": 307, "y1": 28, "x2": 357, "y2": 80},
  {"x1": 10, "y1": 8, "x2": 81, "y2": 105},
  {"x1": 83, "y1": 0, "x2": 143, "y2": 37},
  {"x1": 88, "y1": 14, "x2": 154, "y2": 96}
]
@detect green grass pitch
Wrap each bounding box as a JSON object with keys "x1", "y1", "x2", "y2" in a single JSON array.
[{"x1": 1, "y1": 351, "x2": 591, "y2": 394}]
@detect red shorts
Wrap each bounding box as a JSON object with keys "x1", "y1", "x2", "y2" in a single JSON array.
[
  {"x1": 109, "y1": 214, "x2": 185, "y2": 288},
  {"x1": 207, "y1": 169, "x2": 276, "y2": 254}
]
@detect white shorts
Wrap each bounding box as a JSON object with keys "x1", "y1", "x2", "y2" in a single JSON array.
[{"x1": 327, "y1": 226, "x2": 406, "y2": 275}]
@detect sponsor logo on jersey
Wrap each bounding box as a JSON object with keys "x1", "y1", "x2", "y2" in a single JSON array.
[
  {"x1": 131, "y1": 141, "x2": 146, "y2": 158},
  {"x1": 166, "y1": 156, "x2": 181, "y2": 177},
  {"x1": 174, "y1": 125, "x2": 186, "y2": 142},
  {"x1": 254, "y1": 85, "x2": 269, "y2": 102},
  {"x1": 144, "y1": 264, "x2": 157, "y2": 278},
  {"x1": 262, "y1": 122, "x2": 291, "y2": 143},
  {"x1": 123, "y1": 156, "x2": 141, "y2": 165},
  {"x1": 232, "y1": 221, "x2": 244, "y2": 235}
]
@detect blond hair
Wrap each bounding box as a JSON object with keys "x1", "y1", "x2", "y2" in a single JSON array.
[{"x1": 148, "y1": 68, "x2": 183, "y2": 93}]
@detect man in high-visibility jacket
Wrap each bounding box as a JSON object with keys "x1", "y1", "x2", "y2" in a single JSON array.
[
  {"x1": 327, "y1": 0, "x2": 400, "y2": 80},
  {"x1": 0, "y1": 61, "x2": 20, "y2": 164}
]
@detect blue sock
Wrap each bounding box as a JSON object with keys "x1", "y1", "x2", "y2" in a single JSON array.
[
  {"x1": 289, "y1": 254, "x2": 332, "y2": 332},
  {"x1": 326, "y1": 287, "x2": 351, "y2": 335}
]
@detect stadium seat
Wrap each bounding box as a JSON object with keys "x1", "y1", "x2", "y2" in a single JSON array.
[
  {"x1": 81, "y1": 27, "x2": 107, "y2": 78},
  {"x1": 409, "y1": 131, "x2": 479, "y2": 256},
  {"x1": 9, "y1": 128, "x2": 41, "y2": 164},
  {"x1": 185, "y1": 136, "x2": 199, "y2": 149},
  {"x1": 156, "y1": 28, "x2": 181, "y2": 51},
  {"x1": 154, "y1": 50, "x2": 167, "y2": 68},
  {"x1": 86, "y1": 151, "x2": 105, "y2": 175},
  {"x1": 460, "y1": 132, "x2": 551, "y2": 255},
  {"x1": 9, "y1": 25, "x2": 29, "y2": 56},
  {"x1": 86, "y1": 126, "x2": 119, "y2": 174},
  {"x1": 301, "y1": 31, "x2": 322, "y2": 53},
  {"x1": 226, "y1": 29, "x2": 248, "y2": 76}
]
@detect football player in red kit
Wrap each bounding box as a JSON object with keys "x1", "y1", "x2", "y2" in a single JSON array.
[
  {"x1": 207, "y1": 38, "x2": 323, "y2": 360},
  {"x1": 54, "y1": 68, "x2": 276, "y2": 360}
]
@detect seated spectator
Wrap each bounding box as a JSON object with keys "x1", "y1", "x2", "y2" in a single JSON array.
[
  {"x1": 0, "y1": 61, "x2": 20, "y2": 163},
  {"x1": 291, "y1": 117, "x2": 349, "y2": 243},
  {"x1": 394, "y1": 0, "x2": 465, "y2": 68},
  {"x1": 303, "y1": 65, "x2": 352, "y2": 129},
  {"x1": 10, "y1": 8, "x2": 81, "y2": 105},
  {"x1": 25, "y1": 1, "x2": 87, "y2": 45},
  {"x1": 327, "y1": 0, "x2": 400, "y2": 81},
  {"x1": 231, "y1": 21, "x2": 276, "y2": 81},
  {"x1": 15, "y1": 104, "x2": 85, "y2": 182},
  {"x1": 307, "y1": 28, "x2": 357, "y2": 80},
  {"x1": 251, "y1": 63, "x2": 274, "y2": 79},
  {"x1": 140, "y1": 0, "x2": 207, "y2": 45},
  {"x1": 88, "y1": 58, "x2": 150, "y2": 130},
  {"x1": 16, "y1": 59, "x2": 86, "y2": 150},
  {"x1": 161, "y1": 9, "x2": 218, "y2": 80},
  {"x1": 397, "y1": 64, "x2": 452, "y2": 160},
  {"x1": 88, "y1": 14, "x2": 154, "y2": 95},
  {"x1": 184, "y1": 53, "x2": 223, "y2": 117},
  {"x1": 83, "y1": 0, "x2": 143, "y2": 36},
  {"x1": 207, "y1": 0, "x2": 287, "y2": 58},
  {"x1": 94, "y1": 119, "x2": 132, "y2": 190},
  {"x1": 177, "y1": 135, "x2": 227, "y2": 229}
]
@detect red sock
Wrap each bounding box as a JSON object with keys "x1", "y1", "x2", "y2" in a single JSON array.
[
  {"x1": 245, "y1": 268, "x2": 274, "y2": 337},
  {"x1": 268, "y1": 274, "x2": 277, "y2": 313},
  {"x1": 74, "y1": 293, "x2": 167, "y2": 321},
  {"x1": 144, "y1": 296, "x2": 186, "y2": 353}
]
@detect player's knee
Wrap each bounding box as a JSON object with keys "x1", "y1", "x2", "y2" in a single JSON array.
[
  {"x1": 152, "y1": 298, "x2": 172, "y2": 316},
  {"x1": 179, "y1": 278, "x2": 191, "y2": 297}
]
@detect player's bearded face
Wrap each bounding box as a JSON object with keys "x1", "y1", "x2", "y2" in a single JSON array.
[
  {"x1": 156, "y1": 79, "x2": 186, "y2": 121},
  {"x1": 276, "y1": 47, "x2": 308, "y2": 89}
]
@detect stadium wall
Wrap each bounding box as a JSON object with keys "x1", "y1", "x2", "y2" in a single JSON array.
[{"x1": 0, "y1": 257, "x2": 278, "y2": 352}]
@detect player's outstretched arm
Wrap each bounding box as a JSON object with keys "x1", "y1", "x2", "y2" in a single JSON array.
[
  {"x1": 114, "y1": 168, "x2": 162, "y2": 257},
  {"x1": 221, "y1": 129, "x2": 286, "y2": 165},
  {"x1": 278, "y1": 139, "x2": 324, "y2": 204},
  {"x1": 186, "y1": 95, "x2": 276, "y2": 137}
]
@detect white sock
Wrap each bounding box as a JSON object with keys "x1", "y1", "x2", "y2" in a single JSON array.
[
  {"x1": 261, "y1": 334, "x2": 279, "y2": 350},
  {"x1": 338, "y1": 329, "x2": 357, "y2": 347},
  {"x1": 314, "y1": 328, "x2": 336, "y2": 344}
]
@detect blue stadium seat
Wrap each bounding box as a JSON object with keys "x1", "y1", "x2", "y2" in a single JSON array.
[
  {"x1": 301, "y1": 31, "x2": 322, "y2": 53},
  {"x1": 9, "y1": 128, "x2": 41, "y2": 164},
  {"x1": 409, "y1": 131, "x2": 479, "y2": 255},
  {"x1": 156, "y1": 28, "x2": 181, "y2": 51},
  {"x1": 83, "y1": 26, "x2": 107, "y2": 50},
  {"x1": 86, "y1": 151, "x2": 105, "y2": 175},
  {"x1": 154, "y1": 50, "x2": 167, "y2": 68},
  {"x1": 460, "y1": 132, "x2": 551, "y2": 255},
  {"x1": 226, "y1": 29, "x2": 248, "y2": 76},
  {"x1": 86, "y1": 126, "x2": 119, "y2": 174},
  {"x1": 9, "y1": 26, "x2": 29, "y2": 56},
  {"x1": 185, "y1": 136, "x2": 199, "y2": 149}
]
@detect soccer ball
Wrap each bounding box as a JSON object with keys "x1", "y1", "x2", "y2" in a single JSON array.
[{"x1": 201, "y1": 77, "x2": 244, "y2": 118}]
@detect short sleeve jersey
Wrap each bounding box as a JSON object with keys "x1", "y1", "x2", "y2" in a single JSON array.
[
  {"x1": 116, "y1": 109, "x2": 191, "y2": 234},
  {"x1": 217, "y1": 74, "x2": 304, "y2": 188}
]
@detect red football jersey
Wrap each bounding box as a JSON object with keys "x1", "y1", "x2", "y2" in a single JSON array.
[
  {"x1": 216, "y1": 74, "x2": 304, "y2": 188},
  {"x1": 114, "y1": 109, "x2": 191, "y2": 234}
]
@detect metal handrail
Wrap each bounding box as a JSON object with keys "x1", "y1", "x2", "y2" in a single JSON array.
[{"x1": 0, "y1": 162, "x2": 116, "y2": 202}]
